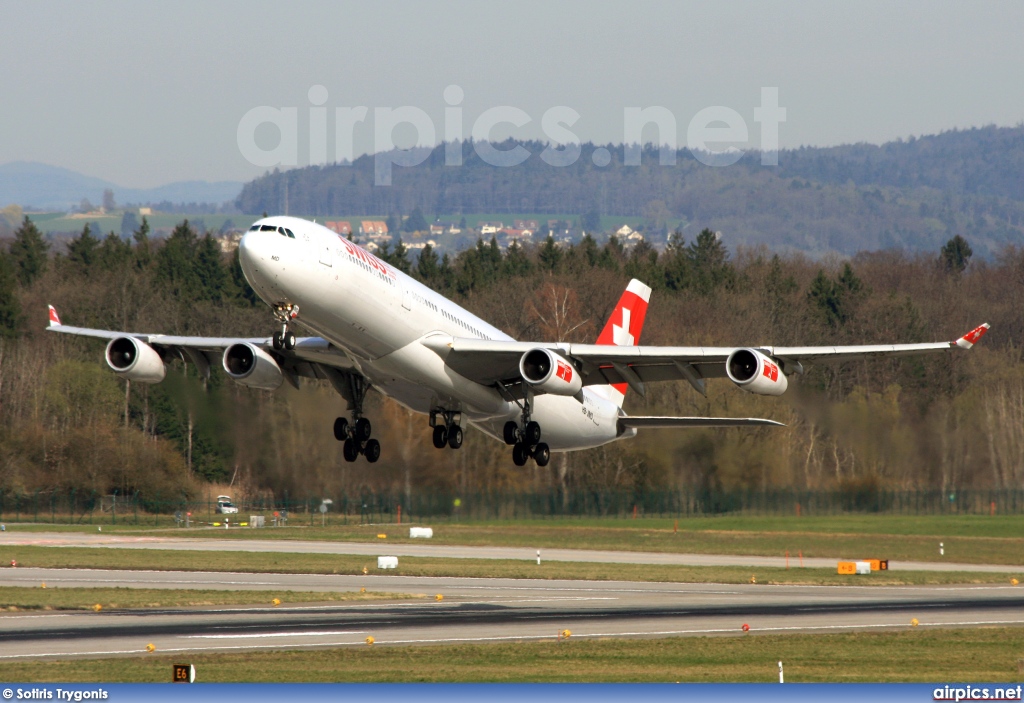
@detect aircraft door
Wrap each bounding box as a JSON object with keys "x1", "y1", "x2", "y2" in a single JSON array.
[{"x1": 402, "y1": 285, "x2": 413, "y2": 311}]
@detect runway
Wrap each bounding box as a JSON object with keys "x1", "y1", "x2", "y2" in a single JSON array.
[
  {"x1": 0, "y1": 568, "x2": 1022, "y2": 660},
  {"x1": 2, "y1": 531, "x2": 1018, "y2": 573}
]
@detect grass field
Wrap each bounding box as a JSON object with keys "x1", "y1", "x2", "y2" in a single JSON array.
[
  {"x1": 0, "y1": 586, "x2": 411, "y2": 611},
  {"x1": 1, "y1": 627, "x2": 1021, "y2": 682},
  {"x1": 7, "y1": 513, "x2": 1024, "y2": 565},
  {"x1": 0, "y1": 545, "x2": 1018, "y2": 586}
]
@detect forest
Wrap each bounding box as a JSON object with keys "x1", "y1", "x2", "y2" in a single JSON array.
[
  {"x1": 235, "y1": 125, "x2": 1024, "y2": 259},
  {"x1": 1, "y1": 214, "x2": 1023, "y2": 505}
]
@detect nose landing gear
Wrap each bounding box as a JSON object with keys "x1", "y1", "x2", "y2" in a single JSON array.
[{"x1": 270, "y1": 304, "x2": 299, "y2": 351}]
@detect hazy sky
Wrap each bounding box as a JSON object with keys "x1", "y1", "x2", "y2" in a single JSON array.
[{"x1": 2, "y1": 1, "x2": 1023, "y2": 188}]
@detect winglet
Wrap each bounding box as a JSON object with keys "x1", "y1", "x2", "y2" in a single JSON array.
[
  {"x1": 954, "y1": 323, "x2": 990, "y2": 349},
  {"x1": 47, "y1": 305, "x2": 61, "y2": 327}
]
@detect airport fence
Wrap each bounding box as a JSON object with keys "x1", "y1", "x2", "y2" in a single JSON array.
[{"x1": 0, "y1": 487, "x2": 1023, "y2": 526}]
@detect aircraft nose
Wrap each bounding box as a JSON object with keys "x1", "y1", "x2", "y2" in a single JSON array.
[{"x1": 239, "y1": 230, "x2": 271, "y2": 265}]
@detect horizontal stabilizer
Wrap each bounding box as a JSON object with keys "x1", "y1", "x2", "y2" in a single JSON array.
[{"x1": 619, "y1": 416, "x2": 784, "y2": 429}]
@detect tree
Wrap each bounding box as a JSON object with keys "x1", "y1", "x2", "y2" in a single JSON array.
[
  {"x1": 581, "y1": 207, "x2": 601, "y2": 233},
  {"x1": 9, "y1": 216, "x2": 49, "y2": 286},
  {"x1": 98, "y1": 231, "x2": 132, "y2": 271},
  {"x1": 120, "y1": 211, "x2": 139, "y2": 239},
  {"x1": 102, "y1": 189, "x2": 116, "y2": 212},
  {"x1": 155, "y1": 221, "x2": 199, "y2": 300},
  {"x1": 538, "y1": 235, "x2": 562, "y2": 271},
  {"x1": 662, "y1": 229, "x2": 690, "y2": 291},
  {"x1": 385, "y1": 238, "x2": 411, "y2": 274},
  {"x1": 416, "y1": 243, "x2": 439, "y2": 281},
  {"x1": 66, "y1": 223, "x2": 99, "y2": 270},
  {"x1": 404, "y1": 207, "x2": 428, "y2": 233},
  {"x1": 194, "y1": 234, "x2": 229, "y2": 301},
  {"x1": 0, "y1": 250, "x2": 21, "y2": 338},
  {"x1": 133, "y1": 216, "x2": 152, "y2": 269},
  {"x1": 385, "y1": 213, "x2": 399, "y2": 235},
  {"x1": 941, "y1": 235, "x2": 973, "y2": 274},
  {"x1": 686, "y1": 228, "x2": 732, "y2": 294}
]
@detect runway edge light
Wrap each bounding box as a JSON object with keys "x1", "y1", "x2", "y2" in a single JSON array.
[{"x1": 173, "y1": 664, "x2": 196, "y2": 683}]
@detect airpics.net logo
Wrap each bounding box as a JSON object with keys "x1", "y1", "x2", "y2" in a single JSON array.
[{"x1": 236, "y1": 85, "x2": 786, "y2": 186}]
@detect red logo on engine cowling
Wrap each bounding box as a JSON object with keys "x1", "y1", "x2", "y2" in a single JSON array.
[
  {"x1": 556, "y1": 361, "x2": 573, "y2": 383},
  {"x1": 762, "y1": 361, "x2": 779, "y2": 382}
]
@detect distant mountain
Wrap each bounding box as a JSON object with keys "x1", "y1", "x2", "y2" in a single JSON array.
[
  {"x1": 0, "y1": 161, "x2": 243, "y2": 210},
  {"x1": 235, "y1": 126, "x2": 1024, "y2": 257}
]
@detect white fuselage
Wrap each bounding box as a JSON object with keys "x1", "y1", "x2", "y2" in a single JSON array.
[{"x1": 238, "y1": 217, "x2": 631, "y2": 451}]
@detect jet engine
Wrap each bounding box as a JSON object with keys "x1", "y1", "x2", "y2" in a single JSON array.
[
  {"x1": 725, "y1": 348, "x2": 788, "y2": 396},
  {"x1": 519, "y1": 348, "x2": 582, "y2": 396},
  {"x1": 105, "y1": 337, "x2": 166, "y2": 384},
  {"x1": 222, "y1": 343, "x2": 284, "y2": 391}
]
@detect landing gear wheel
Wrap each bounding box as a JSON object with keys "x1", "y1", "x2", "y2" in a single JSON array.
[
  {"x1": 503, "y1": 421, "x2": 519, "y2": 445},
  {"x1": 283, "y1": 331, "x2": 296, "y2": 350},
  {"x1": 533, "y1": 442, "x2": 551, "y2": 467},
  {"x1": 342, "y1": 438, "x2": 359, "y2": 462},
  {"x1": 432, "y1": 425, "x2": 448, "y2": 449},
  {"x1": 524, "y1": 421, "x2": 542, "y2": 446},
  {"x1": 447, "y1": 425, "x2": 463, "y2": 449},
  {"x1": 333, "y1": 417, "x2": 348, "y2": 441},
  {"x1": 272, "y1": 331, "x2": 283, "y2": 350},
  {"x1": 363, "y1": 438, "x2": 381, "y2": 463},
  {"x1": 512, "y1": 442, "x2": 529, "y2": 467},
  {"x1": 354, "y1": 417, "x2": 372, "y2": 442}
]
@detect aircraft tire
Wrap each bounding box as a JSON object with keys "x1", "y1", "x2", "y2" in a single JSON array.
[
  {"x1": 512, "y1": 442, "x2": 529, "y2": 467},
  {"x1": 524, "y1": 421, "x2": 542, "y2": 445},
  {"x1": 364, "y1": 438, "x2": 381, "y2": 463},
  {"x1": 503, "y1": 421, "x2": 518, "y2": 445},
  {"x1": 448, "y1": 425, "x2": 463, "y2": 449},
  {"x1": 432, "y1": 425, "x2": 448, "y2": 449},
  {"x1": 342, "y1": 438, "x2": 359, "y2": 462},
  {"x1": 533, "y1": 442, "x2": 550, "y2": 467},
  {"x1": 333, "y1": 417, "x2": 348, "y2": 441},
  {"x1": 354, "y1": 417, "x2": 372, "y2": 442}
]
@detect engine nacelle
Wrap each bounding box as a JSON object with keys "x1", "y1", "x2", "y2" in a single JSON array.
[
  {"x1": 105, "y1": 337, "x2": 166, "y2": 384},
  {"x1": 519, "y1": 348, "x2": 582, "y2": 396},
  {"x1": 726, "y1": 348, "x2": 788, "y2": 396},
  {"x1": 222, "y1": 343, "x2": 283, "y2": 391}
]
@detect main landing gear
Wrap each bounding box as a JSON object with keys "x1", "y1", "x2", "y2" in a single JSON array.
[
  {"x1": 332, "y1": 375, "x2": 379, "y2": 463},
  {"x1": 503, "y1": 412, "x2": 550, "y2": 467},
  {"x1": 430, "y1": 409, "x2": 463, "y2": 450},
  {"x1": 270, "y1": 303, "x2": 299, "y2": 351}
]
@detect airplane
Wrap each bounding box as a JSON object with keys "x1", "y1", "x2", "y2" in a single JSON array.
[{"x1": 46, "y1": 215, "x2": 991, "y2": 467}]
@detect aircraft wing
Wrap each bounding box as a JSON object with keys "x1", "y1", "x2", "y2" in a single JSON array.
[
  {"x1": 618, "y1": 416, "x2": 785, "y2": 429},
  {"x1": 44, "y1": 305, "x2": 359, "y2": 381},
  {"x1": 422, "y1": 323, "x2": 990, "y2": 395}
]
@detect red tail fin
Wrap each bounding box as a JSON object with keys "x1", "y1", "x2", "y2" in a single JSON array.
[{"x1": 592, "y1": 279, "x2": 651, "y2": 406}]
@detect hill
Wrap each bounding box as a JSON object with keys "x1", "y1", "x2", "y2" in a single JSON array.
[
  {"x1": 0, "y1": 161, "x2": 243, "y2": 210},
  {"x1": 235, "y1": 126, "x2": 1024, "y2": 257}
]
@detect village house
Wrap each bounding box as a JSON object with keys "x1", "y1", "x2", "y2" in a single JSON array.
[
  {"x1": 325, "y1": 221, "x2": 352, "y2": 236},
  {"x1": 360, "y1": 220, "x2": 389, "y2": 238}
]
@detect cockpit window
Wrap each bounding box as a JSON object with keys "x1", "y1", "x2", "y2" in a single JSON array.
[
  {"x1": 284, "y1": 228, "x2": 296, "y2": 239},
  {"x1": 248, "y1": 225, "x2": 259, "y2": 231},
  {"x1": 260, "y1": 224, "x2": 277, "y2": 232}
]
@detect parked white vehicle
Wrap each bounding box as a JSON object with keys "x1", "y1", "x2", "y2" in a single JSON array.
[{"x1": 216, "y1": 495, "x2": 238, "y2": 514}]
